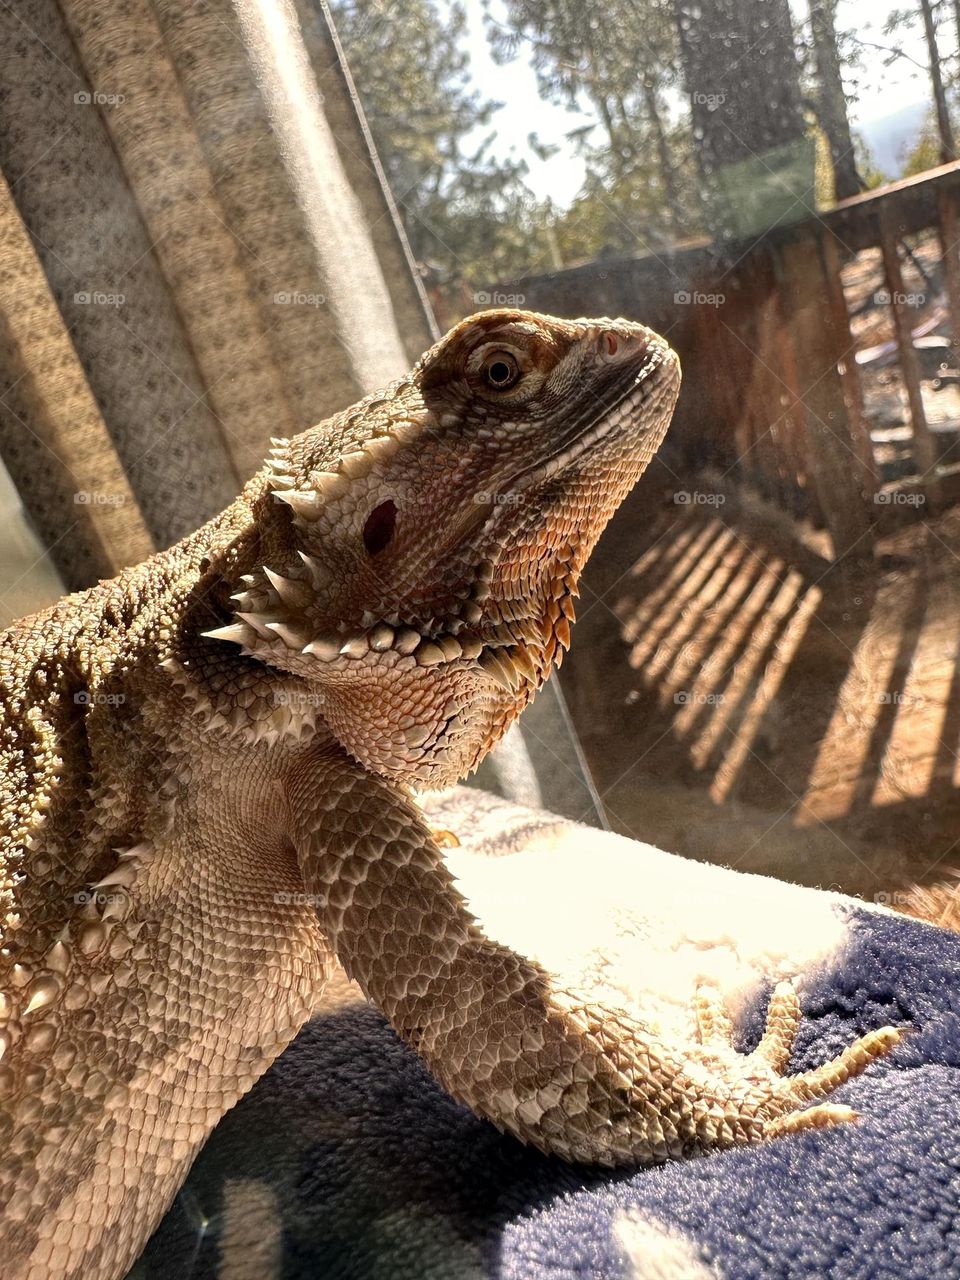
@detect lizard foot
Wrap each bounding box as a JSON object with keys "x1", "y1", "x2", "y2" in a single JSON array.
[
  {"x1": 691, "y1": 979, "x2": 905, "y2": 1142},
  {"x1": 493, "y1": 979, "x2": 903, "y2": 1167}
]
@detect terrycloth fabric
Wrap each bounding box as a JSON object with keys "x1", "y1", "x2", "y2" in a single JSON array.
[{"x1": 134, "y1": 787, "x2": 960, "y2": 1280}]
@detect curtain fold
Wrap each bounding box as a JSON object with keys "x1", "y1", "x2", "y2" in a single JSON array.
[
  {"x1": 60, "y1": 0, "x2": 304, "y2": 482},
  {"x1": 0, "y1": 172, "x2": 154, "y2": 585}
]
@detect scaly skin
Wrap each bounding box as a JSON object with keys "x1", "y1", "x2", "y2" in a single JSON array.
[{"x1": 0, "y1": 310, "x2": 901, "y2": 1278}]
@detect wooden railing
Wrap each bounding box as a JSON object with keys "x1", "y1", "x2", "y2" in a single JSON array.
[{"x1": 498, "y1": 160, "x2": 960, "y2": 557}]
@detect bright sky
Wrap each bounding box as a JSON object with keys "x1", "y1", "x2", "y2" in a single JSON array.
[{"x1": 459, "y1": 0, "x2": 941, "y2": 207}]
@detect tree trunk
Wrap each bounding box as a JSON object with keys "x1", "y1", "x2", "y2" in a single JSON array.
[
  {"x1": 594, "y1": 88, "x2": 622, "y2": 174},
  {"x1": 672, "y1": 0, "x2": 806, "y2": 169},
  {"x1": 919, "y1": 0, "x2": 956, "y2": 163},
  {"x1": 672, "y1": 0, "x2": 807, "y2": 237},
  {"x1": 808, "y1": 0, "x2": 860, "y2": 199},
  {"x1": 641, "y1": 75, "x2": 683, "y2": 229}
]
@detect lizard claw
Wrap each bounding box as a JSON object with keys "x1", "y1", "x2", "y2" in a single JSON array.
[
  {"x1": 692, "y1": 979, "x2": 905, "y2": 1145},
  {"x1": 750, "y1": 979, "x2": 802, "y2": 1073},
  {"x1": 765, "y1": 1102, "x2": 859, "y2": 1137},
  {"x1": 693, "y1": 982, "x2": 736, "y2": 1047},
  {"x1": 430, "y1": 827, "x2": 461, "y2": 850}
]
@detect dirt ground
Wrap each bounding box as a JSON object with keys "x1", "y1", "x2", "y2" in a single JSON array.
[{"x1": 560, "y1": 465, "x2": 960, "y2": 918}]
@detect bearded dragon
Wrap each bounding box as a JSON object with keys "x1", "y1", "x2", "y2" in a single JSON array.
[{"x1": 0, "y1": 309, "x2": 901, "y2": 1279}]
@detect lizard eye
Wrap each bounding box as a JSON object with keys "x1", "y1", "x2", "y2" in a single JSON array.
[
  {"x1": 481, "y1": 351, "x2": 521, "y2": 391},
  {"x1": 362, "y1": 499, "x2": 398, "y2": 555}
]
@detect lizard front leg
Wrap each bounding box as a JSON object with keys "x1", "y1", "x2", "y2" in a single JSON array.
[{"x1": 286, "y1": 743, "x2": 904, "y2": 1165}]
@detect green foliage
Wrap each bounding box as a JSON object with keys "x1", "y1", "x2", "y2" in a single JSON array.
[
  {"x1": 901, "y1": 110, "x2": 945, "y2": 176},
  {"x1": 853, "y1": 132, "x2": 888, "y2": 188},
  {"x1": 329, "y1": 0, "x2": 549, "y2": 298},
  {"x1": 488, "y1": 0, "x2": 703, "y2": 249},
  {"x1": 551, "y1": 127, "x2": 703, "y2": 263},
  {"x1": 329, "y1": 0, "x2": 706, "y2": 303}
]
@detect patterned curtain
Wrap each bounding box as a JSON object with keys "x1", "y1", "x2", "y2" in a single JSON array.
[{"x1": 0, "y1": 0, "x2": 436, "y2": 608}]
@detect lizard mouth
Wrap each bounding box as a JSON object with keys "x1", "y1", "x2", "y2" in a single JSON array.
[{"x1": 207, "y1": 339, "x2": 678, "y2": 692}]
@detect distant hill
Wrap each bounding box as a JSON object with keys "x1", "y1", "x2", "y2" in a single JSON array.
[{"x1": 855, "y1": 100, "x2": 928, "y2": 178}]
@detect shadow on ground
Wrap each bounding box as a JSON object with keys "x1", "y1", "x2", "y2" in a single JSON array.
[{"x1": 560, "y1": 468, "x2": 960, "y2": 912}]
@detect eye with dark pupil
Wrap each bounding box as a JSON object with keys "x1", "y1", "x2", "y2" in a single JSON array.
[
  {"x1": 362, "y1": 499, "x2": 398, "y2": 555},
  {"x1": 482, "y1": 352, "x2": 520, "y2": 389}
]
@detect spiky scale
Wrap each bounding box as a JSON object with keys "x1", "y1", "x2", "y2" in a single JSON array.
[
  {"x1": 272, "y1": 489, "x2": 322, "y2": 521},
  {"x1": 266, "y1": 622, "x2": 312, "y2": 651},
  {"x1": 262, "y1": 568, "x2": 312, "y2": 609},
  {"x1": 201, "y1": 623, "x2": 258, "y2": 647},
  {"x1": 303, "y1": 635, "x2": 341, "y2": 660}
]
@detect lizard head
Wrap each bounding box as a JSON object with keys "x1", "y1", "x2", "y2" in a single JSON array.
[{"x1": 215, "y1": 309, "x2": 680, "y2": 786}]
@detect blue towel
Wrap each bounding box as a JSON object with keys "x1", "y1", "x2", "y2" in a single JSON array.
[{"x1": 134, "y1": 791, "x2": 960, "y2": 1280}]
